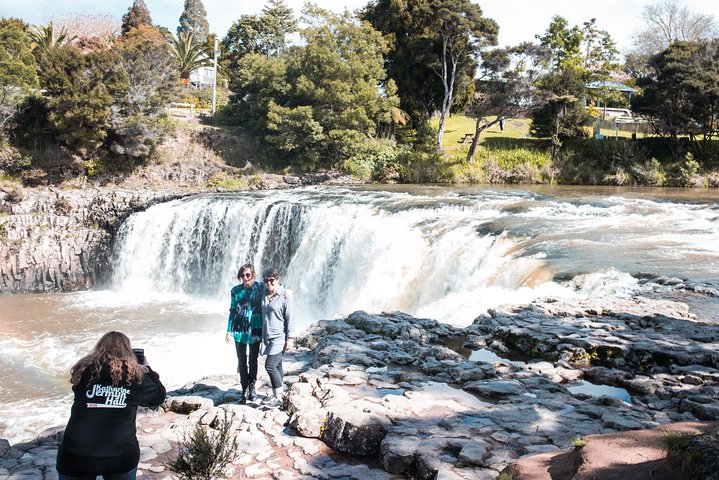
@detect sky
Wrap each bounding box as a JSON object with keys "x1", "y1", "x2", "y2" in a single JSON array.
[{"x1": 1, "y1": 0, "x2": 718, "y2": 53}]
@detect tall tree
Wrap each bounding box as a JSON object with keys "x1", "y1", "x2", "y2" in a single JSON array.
[
  {"x1": 632, "y1": 40, "x2": 719, "y2": 161},
  {"x1": 121, "y1": 0, "x2": 153, "y2": 36},
  {"x1": 363, "y1": 0, "x2": 497, "y2": 148},
  {"x1": 222, "y1": 0, "x2": 296, "y2": 66},
  {"x1": 265, "y1": 6, "x2": 398, "y2": 169},
  {"x1": 177, "y1": 0, "x2": 210, "y2": 38},
  {"x1": 109, "y1": 26, "x2": 177, "y2": 159},
  {"x1": 261, "y1": 0, "x2": 296, "y2": 54},
  {"x1": 36, "y1": 46, "x2": 119, "y2": 155}
]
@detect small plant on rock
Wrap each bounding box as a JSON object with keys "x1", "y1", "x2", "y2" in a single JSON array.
[
  {"x1": 571, "y1": 437, "x2": 587, "y2": 449},
  {"x1": 167, "y1": 410, "x2": 238, "y2": 480}
]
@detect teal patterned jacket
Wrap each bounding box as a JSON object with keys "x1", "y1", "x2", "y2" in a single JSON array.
[{"x1": 227, "y1": 281, "x2": 264, "y2": 344}]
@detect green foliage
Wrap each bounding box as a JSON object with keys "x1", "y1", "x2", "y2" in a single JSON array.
[
  {"x1": 227, "y1": 53, "x2": 289, "y2": 129},
  {"x1": 28, "y1": 22, "x2": 76, "y2": 55},
  {"x1": 530, "y1": 67, "x2": 590, "y2": 141},
  {"x1": 629, "y1": 157, "x2": 666, "y2": 186},
  {"x1": 206, "y1": 172, "x2": 248, "y2": 190},
  {"x1": 227, "y1": 7, "x2": 398, "y2": 170},
  {"x1": 571, "y1": 437, "x2": 587, "y2": 449},
  {"x1": 37, "y1": 46, "x2": 117, "y2": 155},
  {"x1": 32, "y1": 26, "x2": 176, "y2": 163},
  {"x1": 170, "y1": 31, "x2": 211, "y2": 80},
  {"x1": 106, "y1": 27, "x2": 177, "y2": 160},
  {"x1": 632, "y1": 40, "x2": 719, "y2": 162},
  {"x1": 177, "y1": 0, "x2": 209, "y2": 37},
  {"x1": 0, "y1": 20, "x2": 39, "y2": 139},
  {"x1": 121, "y1": 0, "x2": 153, "y2": 36},
  {"x1": 222, "y1": 0, "x2": 296, "y2": 63},
  {"x1": 677, "y1": 152, "x2": 702, "y2": 186},
  {"x1": 342, "y1": 138, "x2": 404, "y2": 181},
  {"x1": 663, "y1": 428, "x2": 719, "y2": 480},
  {"x1": 167, "y1": 410, "x2": 238, "y2": 480},
  {"x1": 180, "y1": 86, "x2": 228, "y2": 110},
  {"x1": 266, "y1": 102, "x2": 324, "y2": 170}
]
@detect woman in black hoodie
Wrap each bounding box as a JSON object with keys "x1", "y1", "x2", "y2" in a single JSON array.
[{"x1": 56, "y1": 331, "x2": 166, "y2": 480}]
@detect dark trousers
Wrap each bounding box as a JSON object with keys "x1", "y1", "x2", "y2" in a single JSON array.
[
  {"x1": 265, "y1": 351, "x2": 284, "y2": 390},
  {"x1": 235, "y1": 341, "x2": 260, "y2": 391}
]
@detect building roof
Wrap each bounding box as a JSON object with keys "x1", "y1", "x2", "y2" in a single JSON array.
[{"x1": 586, "y1": 80, "x2": 637, "y2": 93}]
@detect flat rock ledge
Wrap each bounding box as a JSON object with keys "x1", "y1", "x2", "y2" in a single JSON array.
[{"x1": 2, "y1": 295, "x2": 718, "y2": 479}]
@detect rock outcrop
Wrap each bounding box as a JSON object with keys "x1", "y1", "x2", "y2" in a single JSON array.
[{"x1": 0, "y1": 186, "x2": 187, "y2": 293}]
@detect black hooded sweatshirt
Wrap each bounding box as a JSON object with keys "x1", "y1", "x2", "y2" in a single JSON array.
[{"x1": 56, "y1": 365, "x2": 166, "y2": 475}]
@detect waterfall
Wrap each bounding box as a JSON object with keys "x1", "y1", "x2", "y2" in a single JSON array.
[{"x1": 110, "y1": 187, "x2": 557, "y2": 326}]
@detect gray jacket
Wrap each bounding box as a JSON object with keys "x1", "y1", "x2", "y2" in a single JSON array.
[{"x1": 261, "y1": 284, "x2": 294, "y2": 356}]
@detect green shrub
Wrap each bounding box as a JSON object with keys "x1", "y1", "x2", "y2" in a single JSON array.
[
  {"x1": 630, "y1": 157, "x2": 666, "y2": 186},
  {"x1": 677, "y1": 153, "x2": 702, "y2": 187},
  {"x1": 167, "y1": 410, "x2": 238, "y2": 480},
  {"x1": 343, "y1": 138, "x2": 403, "y2": 181},
  {"x1": 206, "y1": 172, "x2": 248, "y2": 190}
]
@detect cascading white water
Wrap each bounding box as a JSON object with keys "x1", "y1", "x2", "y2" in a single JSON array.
[{"x1": 110, "y1": 188, "x2": 564, "y2": 327}]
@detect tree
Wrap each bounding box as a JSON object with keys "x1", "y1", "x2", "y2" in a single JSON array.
[
  {"x1": 363, "y1": 0, "x2": 498, "y2": 148},
  {"x1": 530, "y1": 16, "x2": 619, "y2": 158},
  {"x1": 466, "y1": 43, "x2": 544, "y2": 163},
  {"x1": 178, "y1": 0, "x2": 209, "y2": 38},
  {"x1": 121, "y1": 0, "x2": 153, "y2": 36},
  {"x1": 170, "y1": 31, "x2": 211, "y2": 82},
  {"x1": 632, "y1": 0, "x2": 719, "y2": 58},
  {"x1": 222, "y1": 0, "x2": 296, "y2": 65},
  {"x1": 261, "y1": 0, "x2": 296, "y2": 54},
  {"x1": 427, "y1": 0, "x2": 498, "y2": 148},
  {"x1": 227, "y1": 52, "x2": 289, "y2": 131},
  {"x1": 267, "y1": 6, "x2": 398, "y2": 169},
  {"x1": 0, "y1": 19, "x2": 38, "y2": 139},
  {"x1": 536, "y1": 15, "x2": 583, "y2": 70},
  {"x1": 36, "y1": 46, "x2": 119, "y2": 155},
  {"x1": 108, "y1": 26, "x2": 177, "y2": 159},
  {"x1": 632, "y1": 40, "x2": 719, "y2": 161}
]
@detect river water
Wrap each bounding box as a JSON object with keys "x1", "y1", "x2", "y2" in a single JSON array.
[{"x1": 2, "y1": 184, "x2": 718, "y2": 444}]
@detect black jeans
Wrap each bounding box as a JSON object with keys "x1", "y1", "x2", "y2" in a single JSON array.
[
  {"x1": 235, "y1": 341, "x2": 260, "y2": 391},
  {"x1": 265, "y1": 351, "x2": 284, "y2": 390}
]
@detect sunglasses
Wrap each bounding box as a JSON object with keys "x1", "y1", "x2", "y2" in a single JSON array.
[
  {"x1": 263, "y1": 277, "x2": 277, "y2": 284},
  {"x1": 241, "y1": 273, "x2": 253, "y2": 278}
]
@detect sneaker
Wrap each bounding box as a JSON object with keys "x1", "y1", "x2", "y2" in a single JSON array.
[
  {"x1": 263, "y1": 395, "x2": 282, "y2": 409},
  {"x1": 247, "y1": 384, "x2": 257, "y2": 402}
]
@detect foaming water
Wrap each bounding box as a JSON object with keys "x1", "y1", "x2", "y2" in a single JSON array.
[{"x1": 3, "y1": 185, "x2": 719, "y2": 444}]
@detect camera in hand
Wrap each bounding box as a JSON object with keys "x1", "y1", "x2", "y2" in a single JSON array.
[{"x1": 133, "y1": 348, "x2": 145, "y2": 364}]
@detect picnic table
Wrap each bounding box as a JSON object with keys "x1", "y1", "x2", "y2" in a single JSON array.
[{"x1": 458, "y1": 133, "x2": 474, "y2": 144}]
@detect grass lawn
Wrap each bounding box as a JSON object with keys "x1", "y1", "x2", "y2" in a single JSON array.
[
  {"x1": 438, "y1": 114, "x2": 650, "y2": 153},
  {"x1": 437, "y1": 115, "x2": 533, "y2": 155}
]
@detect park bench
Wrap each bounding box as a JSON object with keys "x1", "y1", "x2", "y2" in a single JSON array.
[{"x1": 457, "y1": 133, "x2": 474, "y2": 143}]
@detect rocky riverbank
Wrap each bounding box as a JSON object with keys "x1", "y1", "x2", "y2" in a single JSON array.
[{"x1": 2, "y1": 294, "x2": 717, "y2": 479}]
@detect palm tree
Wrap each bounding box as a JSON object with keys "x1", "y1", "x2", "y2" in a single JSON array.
[
  {"x1": 29, "y1": 22, "x2": 76, "y2": 53},
  {"x1": 169, "y1": 31, "x2": 212, "y2": 84}
]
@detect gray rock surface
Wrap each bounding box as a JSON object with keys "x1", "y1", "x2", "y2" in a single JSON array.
[{"x1": 2, "y1": 295, "x2": 718, "y2": 479}]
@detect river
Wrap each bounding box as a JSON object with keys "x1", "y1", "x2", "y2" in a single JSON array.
[{"x1": 1, "y1": 184, "x2": 718, "y2": 444}]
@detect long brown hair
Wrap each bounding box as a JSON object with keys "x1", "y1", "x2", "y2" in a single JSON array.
[{"x1": 70, "y1": 331, "x2": 145, "y2": 387}]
